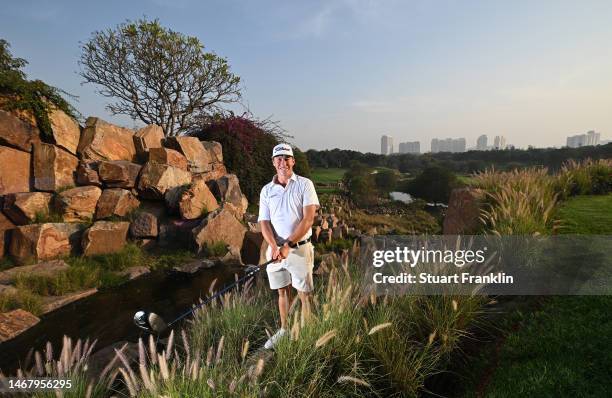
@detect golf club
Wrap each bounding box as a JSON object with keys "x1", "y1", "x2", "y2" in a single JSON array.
[{"x1": 134, "y1": 259, "x2": 275, "y2": 334}]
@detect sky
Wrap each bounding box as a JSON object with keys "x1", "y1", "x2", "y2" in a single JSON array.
[{"x1": 2, "y1": 0, "x2": 612, "y2": 153}]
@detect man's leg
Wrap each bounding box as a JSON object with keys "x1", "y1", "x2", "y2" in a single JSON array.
[{"x1": 278, "y1": 285, "x2": 292, "y2": 330}]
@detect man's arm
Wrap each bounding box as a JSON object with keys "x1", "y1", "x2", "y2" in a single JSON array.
[
  {"x1": 260, "y1": 220, "x2": 282, "y2": 262},
  {"x1": 278, "y1": 204, "x2": 318, "y2": 258}
]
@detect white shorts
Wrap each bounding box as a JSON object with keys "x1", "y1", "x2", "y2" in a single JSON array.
[{"x1": 266, "y1": 242, "x2": 314, "y2": 292}]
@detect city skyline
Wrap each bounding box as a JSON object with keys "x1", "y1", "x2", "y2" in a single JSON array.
[{"x1": 3, "y1": 1, "x2": 612, "y2": 153}]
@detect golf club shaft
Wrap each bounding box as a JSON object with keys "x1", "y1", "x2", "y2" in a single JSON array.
[{"x1": 166, "y1": 258, "x2": 275, "y2": 329}]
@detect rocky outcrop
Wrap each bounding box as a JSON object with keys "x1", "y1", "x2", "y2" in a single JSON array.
[
  {"x1": 129, "y1": 212, "x2": 158, "y2": 238},
  {"x1": 133, "y1": 125, "x2": 164, "y2": 161},
  {"x1": 443, "y1": 188, "x2": 485, "y2": 234},
  {"x1": 163, "y1": 137, "x2": 213, "y2": 173},
  {"x1": 191, "y1": 208, "x2": 247, "y2": 260},
  {"x1": 137, "y1": 162, "x2": 192, "y2": 199},
  {"x1": 0, "y1": 309, "x2": 40, "y2": 343},
  {"x1": 56, "y1": 186, "x2": 102, "y2": 222},
  {"x1": 81, "y1": 221, "x2": 130, "y2": 256},
  {"x1": 0, "y1": 210, "x2": 15, "y2": 257},
  {"x1": 76, "y1": 160, "x2": 101, "y2": 186},
  {"x1": 207, "y1": 174, "x2": 248, "y2": 218},
  {"x1": 48, "y1": 108, "x2": 81, "y2": 155},
  {"x1": 95, "y1": 189, "x2": 140, "y2": 219},
  {"x1": 33, "y1": 142, "x2": 78, "y2": 191},
  {"x1": 77, "y1": 117, "x2": 136, "y2": 162},
  {"x1": 9, "y1": 223, "x2": 84, "y2": 264},
  {"x1": 0, "y1": 109, "x2": 40, "y2": 152},
  {"x1": 2, "y1": 192, "x2": 53, "y2": 225},
  {"x1": 0, "y1": 146, "x2": 31, "y2": 195},
  {"x1": 0, "y1": 259, "x2": 70, "y2": 284},
  {"x1": 148, "y1": 147, "x2": 188, "y2": 171},
  {"x1": 98, "y1": 161, "x2": 141, "y2": 189},
  {"x1": 41, "y1": 288, "x2": 98, "y2": 314}
]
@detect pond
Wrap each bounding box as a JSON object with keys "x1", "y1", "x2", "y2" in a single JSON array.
[{"x1": 390, "y1": 191, "x2": 414, "y2": 204}]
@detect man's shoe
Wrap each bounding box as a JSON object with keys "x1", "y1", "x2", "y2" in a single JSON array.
[{"x1": 264, "y1": 328, "x2": 287, "y2": 350}]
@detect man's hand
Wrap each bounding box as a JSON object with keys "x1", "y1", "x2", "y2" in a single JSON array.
[
  {"x1": 271, "y1": 246, "x2": 283, "y2": 263},
  {"x1": 279, "y1": 244, "x2": 290, "y2": 260}
]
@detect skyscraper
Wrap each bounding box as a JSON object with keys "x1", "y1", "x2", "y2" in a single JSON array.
[
  {"x1": 381, "y1": 135, "x2": 394, "y2": 155},
  {"x1": 493, "y1": 136, "x2": 506, "y2": 150},
  {"x1": 431, "y1": 138, "x2": 466, "y2": 153},
  {"x1": 477, "y1": 135, "x2": 488, "y2": 150},
  {"x1": 399, "y1": 141, "x2": 420, "y2": 154},
  {"x1": 567, "y1": 130, "x2": 601, "y2": 148}
]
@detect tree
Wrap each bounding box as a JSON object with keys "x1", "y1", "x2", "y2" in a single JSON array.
[
  {"x1": 79, "y1": 18, "x2": 241, "y2": 136},
  {"x1": 374, "y1": 169, "x2": 398, "y2": 193},
  {"x1": 0, "y1": 39, "x2": 78, "y2": 138},
  {"x1": 405, "y1": 166, "x2": 459, "y2": 203}
]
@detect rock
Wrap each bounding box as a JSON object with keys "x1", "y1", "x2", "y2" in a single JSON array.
[
  {"x1": 2, "y1": 192, "x2": 53, "y2": 225},
  {"x1": 0, "y1": 109, "x2": 40, "y2": 152},
  {"x1": 77, "y1": 117, "x2": 136, "y2": 162},
  {"x1": 0, "y1": 284, "x2": 18, "y2": 295},
  {"x1": 192, "y1": 208, "x2": 247, "y2": 260},
  {"x1": 41, "y1": 288, "x2": 98, "y2": 314},
  {"x1": 240, "y1": 231, "x2": 268, "y2": 265},
  {"x1": 0, "y1": 259, "x2": 70, "y2": 284},
  {"x1": 98, "y1": 161, "x2": 141, "y2": 189},
  {"x1": 332, "y1": 226, "x2": 343, "y2": 239},
  {"x1": 137, "y1": 162, "x2": 192, "y2": 199},
  {"x1": 49, "y1": 108, "x2": 81, "y2": 155},
  {"x1": 319, "y1": 228, "x2": 332, "y2": 244},
  {"x1": 0, "y1": 309, "x2": 40, "y2": 343},
  {"x1": 199, "y1": 162, "x2": 228, "y2": 182},
  {"x1": 56, "y1": 186, "x2": 102, "y2": 222},
  {"x1": 119, "y1": 266, "x2": 150, "y2": 281},
  {"x1": 320, "y1": 219, "x2": 329, "y2": 230},
  {"x1": 328, "y1": 216, "x2": 338, "y2": 228},
  {"x1": 138, "y1": 201, "x2": 167, "y2": 219},
  {"x1": 95, "y1": 189, "x2": 140, "y2": 219},
  {"x1": 133, "y1": 125, "x2": 164, "y2": 161},
  {"x1": 9, "y1": 224, "x2": 84, "y2": 264},
  {"x1": 202, "y1": 141, "x2": 223, "y2": 163},
  {"x1": 0, "y1": 146, "x2": 31, "y2": 195},
  {"x1": 81, "y1": 221, "x2": 130, "y2": 256},
  {"x1": 158, "y1": 218, "x2": 195, "y2": 248},
  {"x1": 312, "y1": 226, "x2": 322, "y2": 242},
  {"x1": 129, "y1": 212, "x2": 158, "y2": 238},
  {"x1": 33, "y1": 143, "x2": 78, "y2": 191},
  {"x1": 163, "y1": 136, "x2": 212, "y2": 173},
  {"x1": 176, "y1": 177, "x2": 219, "y2": 220},
  {"x1": 133, "y1": 238, "x2": 156, "y2": 250},
  {"x1": 148, "y1": 147, "x2": 188, "y2": 171},
  {"x1": 172, "y1": 259, "x2": 216, "y2": 274},
  {"x1": 443, "y1": 188, "x2": 485, "y2": 235},
  {"x1": 206, "y1": 174, "x2": 248, "y2": 218},
  {"x1": 0, "y1": 209, "x2": 15, "y2": 257},
  {"x1": 313, "y1": 215, "x2": 322, "y2": 226},
  {"x1": 76, "y1": 160, "x2": 101, "y2": 186}
]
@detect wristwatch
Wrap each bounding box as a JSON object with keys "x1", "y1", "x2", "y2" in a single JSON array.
[{"x1": 284, "y1": 239, "x2": 297, "y2": 248}]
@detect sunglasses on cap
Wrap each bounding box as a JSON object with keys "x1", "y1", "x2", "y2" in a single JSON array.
[{"x1": 273, "y1": 155, "x2": 293, "y2": 161}]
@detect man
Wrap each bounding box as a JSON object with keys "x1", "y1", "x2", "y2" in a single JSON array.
[{"x1": 258, "y1": 143, "x2": 320, "y2": 350}]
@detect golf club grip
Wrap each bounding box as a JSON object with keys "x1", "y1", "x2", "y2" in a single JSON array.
[{"x1": 167, "y1": 258, "x2": 275, "y2": 328}]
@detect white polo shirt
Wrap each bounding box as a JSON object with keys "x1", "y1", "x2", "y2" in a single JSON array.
[{"x1": 258, "y1": 173, "x2": 320, "y2": 242}]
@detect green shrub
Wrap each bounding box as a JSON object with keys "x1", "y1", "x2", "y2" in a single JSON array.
[{"x1": 203, "y1": 241, "x2": 229, "y2": 258}]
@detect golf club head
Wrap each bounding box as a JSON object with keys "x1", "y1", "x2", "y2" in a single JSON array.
[{"x1": 134, "y1": 311, "x2": 168, "y2": 334}]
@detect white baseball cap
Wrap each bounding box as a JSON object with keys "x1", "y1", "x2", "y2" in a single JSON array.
[{"x1": 271, "y1": 143, "x2": 294, "y2": 158}]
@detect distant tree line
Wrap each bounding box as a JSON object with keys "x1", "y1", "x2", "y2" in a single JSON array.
[{"x1": 307, "y1": 144, "x2": 612, "y2": 174}]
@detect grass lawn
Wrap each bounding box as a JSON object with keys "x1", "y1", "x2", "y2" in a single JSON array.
[
  {"x1": 462, "y1": 194, "x2": 612, "y2": 397},
  {"x1": 311, "y1": 167, "x2": 346, "y2": 185}
]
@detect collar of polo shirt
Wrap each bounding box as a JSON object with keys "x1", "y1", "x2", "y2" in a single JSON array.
[{"x1": 273, "y1": 172, "x2": 298, "y2": 185}]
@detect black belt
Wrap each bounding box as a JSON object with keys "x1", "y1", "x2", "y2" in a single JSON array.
[{"x1": 287, "y1": 237, "x2": 311, "y2": 248}]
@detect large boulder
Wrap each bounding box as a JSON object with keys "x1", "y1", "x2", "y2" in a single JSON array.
[
  {"x1": 240, "y1": 231, "x2": 268, "y2": 265},
  {"x1": 2, "y1": 192, "x2": 53, "y2": 225},
  {"x1": 0, "y1": 146, "x2": 31, "y2": 195},
  {"x1": 95, "y1": 189, "x2": 140, "y2": 219},
  {"x1": 129, "y1": 212, "x2": 158, "y2": 238},
  {"x1": 165, "y1": 177, "x2": 219, "y2": 220},
  {"x1": 81, "y1": 221, "x2": 130, "y2": 256},
  {"x1": 191, "y1": 208, "x2": 247, "y2": 260},
  {"x1": 148, "y1": 147, "x2": 188, "y2": 171},
  {"x1": 163, "y1": 137, "x2": 212, "y2": 173},
  {"x1": 49, "y1": 108, "x2": 81, "y2": 155},
  {"x1": 33, "y1": 143, "x2": 78, "y2": 191},
  {"x1": 0, "y1": 209, "x2": 15, "y2": 258},
  {"x1": 98, "y1": 161, "x2": 141, "y2": 189},
  {"x1": 9, "y1": 223, "x2": 84, "y2": 264},
  {"x1": 206, "y1": 174, "x2": 248, "y2": 218},
  {"x1": 133, "y1": 125, "x2": 164, "y2": 161},
  {"x1": 76, "y1": 160, "x2": 101, "y2": 187},
  {"x1": 137, "y1": 162, "x2": 192, "y2": 199},
  {"x1": 443, "y1": 188, "x2": 485, "y2": 234},
  {"x1": 202, "y1": 141, "x2": 223, "y2": 163},
  {"x1": 77, "y1": 117, "x2": 136, "y2": 162},
  {"x1": 56, "y1": 186, "x2": 102, "y2": 222},
  {"x1": 0, "y1": 309, "x2": 40, "y2": 343},
  {"x1": 0, "y1": 109, "x2": 40, "y2": 152}
]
